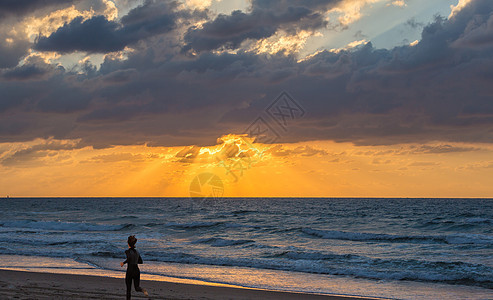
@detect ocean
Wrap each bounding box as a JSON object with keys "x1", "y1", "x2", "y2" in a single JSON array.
[{"x1": 0, "y1": 198, "x2": 491, "y2": 299}]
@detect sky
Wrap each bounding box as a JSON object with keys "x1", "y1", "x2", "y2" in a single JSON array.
[{"x1": 1, "y1": 0, "x2": 492, "y2": 197}]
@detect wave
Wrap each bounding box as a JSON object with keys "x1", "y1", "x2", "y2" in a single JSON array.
[
  {"x1": 224, "y1": 222, "x2": 260, "y2": 229},
  {"x1": 139, "y1": 250, "x2": 493, "y2": 289},
  {"x1": 90, "y1": 251, "x2": 122, "y2": 258},
  {"x1": 231, "y1": 210, "x2": 255, "y2": 215},
  {"x1": 165, "y1": 221, "x2": 223, "y2": 229},
  {"x1": 420, "y1": 219, "x2": 455, "y2": 227},
  {"x1": 443, "y1": 234, "x2": 493, "y2": 245},
  {"x1": 269, "y1": 250, "x2": 357, "y2": 261},
  {"x1": 0, "y1": 220, "x2": 132, "y2": 231},
  {"x1": 302, "y1": 228, "x2": 493, "y2": 245},
  {"x1": 464, "y1": 217, "x2": 493, "y2": 224},
  {"x1": 0, "y1": 238, "x2": 99, "y2": 247},
  {"x1": 420, "y1": 217, "x2": 492, "y2": 229},
  {"x1": 145, "y1": 221, "x2": 254, "y2": 230},
  {"x1": 192, "y1": 237, "x2": 254, "y2": 247}
]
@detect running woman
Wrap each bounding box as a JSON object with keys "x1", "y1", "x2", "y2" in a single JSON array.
[{"x1": 120, "y1": 235, "x2": 148, "y2": 299}]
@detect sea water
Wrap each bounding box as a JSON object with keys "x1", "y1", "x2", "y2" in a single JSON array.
[{"x1": 0, "y1": 198, "x2": 491, "y2": 299}]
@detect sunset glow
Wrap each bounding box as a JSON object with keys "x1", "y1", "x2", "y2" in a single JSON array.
[{"x1": 1, "y1": 134, "x2": 492, "y2": 197}]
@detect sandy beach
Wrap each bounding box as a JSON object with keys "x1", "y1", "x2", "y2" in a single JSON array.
[{"x1": 0, "y1": 269, "x2": 377, "y2": 300}]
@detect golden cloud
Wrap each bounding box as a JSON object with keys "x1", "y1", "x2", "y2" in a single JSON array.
[{"x1": 24, "y1": 0, "x2": 118, "y2": 41}]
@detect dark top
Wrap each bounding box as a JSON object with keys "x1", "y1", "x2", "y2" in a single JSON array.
[{"x1": 123, "y1": 248, "x2": 143, "y2": 265}]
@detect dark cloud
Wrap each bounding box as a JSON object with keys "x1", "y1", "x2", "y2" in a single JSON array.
[
  {"x1": 452, "y1": 13, "x2": 493, "y2": 49},
  {"x1": 0, "y1": 42, "x2": 29, "y2": 69},
  {"x1": 2, "y1": 64, "x2": 50, "y2": 81},
  {"x1": 221, "y1": 0, "x2": 493, "y2": 145},
  {"x1": 183, "y1": 0, "x2": 341, "y2": 53},
  {"x1": 2, "y1": 0, "x2": 493, "y2": 148},
  {"x1": 0, "y1": 0, "x2": 72, "y2": 17},
  {"x1": 35, "y1": 16, "x2": 126, "y2": 53},
  {"x1": 102, "y1": 68, "x2": 138, "y2": 84},
  {"x1": 36, "y1": 86, "x2": 92, "y2": 113},
  {"x1": 35, "y1": 0, "x2": 180, "y2": 53},
  {"x1": 0, "y1": 29, "x2": 30, "y2": 68}
]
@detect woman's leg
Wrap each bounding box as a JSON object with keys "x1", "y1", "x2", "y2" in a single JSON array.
[
  {"x1": 133, "y1": 269, "x2": 142, "y2": 292},
  {"x1": 125, "y1": 272, "x2": 133, "y2": 300},
  {"x1": 133, "y1": 268, "x2": 148, "y2": 296}
]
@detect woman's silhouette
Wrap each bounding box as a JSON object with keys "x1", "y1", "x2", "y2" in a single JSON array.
[{"x1": 120, "y1": 235, "x2": 148, "y2": 299}]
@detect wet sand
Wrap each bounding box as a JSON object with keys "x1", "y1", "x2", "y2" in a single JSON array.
[{"x1": 0, "y1": 269, "x2": 379, "y2": 299}]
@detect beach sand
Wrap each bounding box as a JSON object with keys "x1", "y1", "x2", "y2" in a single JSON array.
[{"x1": 0, "y1": 269, "x2": 377, "y2": 299}]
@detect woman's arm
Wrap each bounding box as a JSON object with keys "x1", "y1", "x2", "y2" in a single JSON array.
[
  {"x1": 120, "y1": 258, "x2": 128, "y2": 267},
  {"x1": 138, "y1": 254, "x2": 143, "y2": 264},
  {"x1": 120, "y1": 250, "x2": 129, "y2": 267}
]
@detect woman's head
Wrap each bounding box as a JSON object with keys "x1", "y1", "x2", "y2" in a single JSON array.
[{"x1": 127, "y1": 235, "x2": 137, "y2": 248}]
